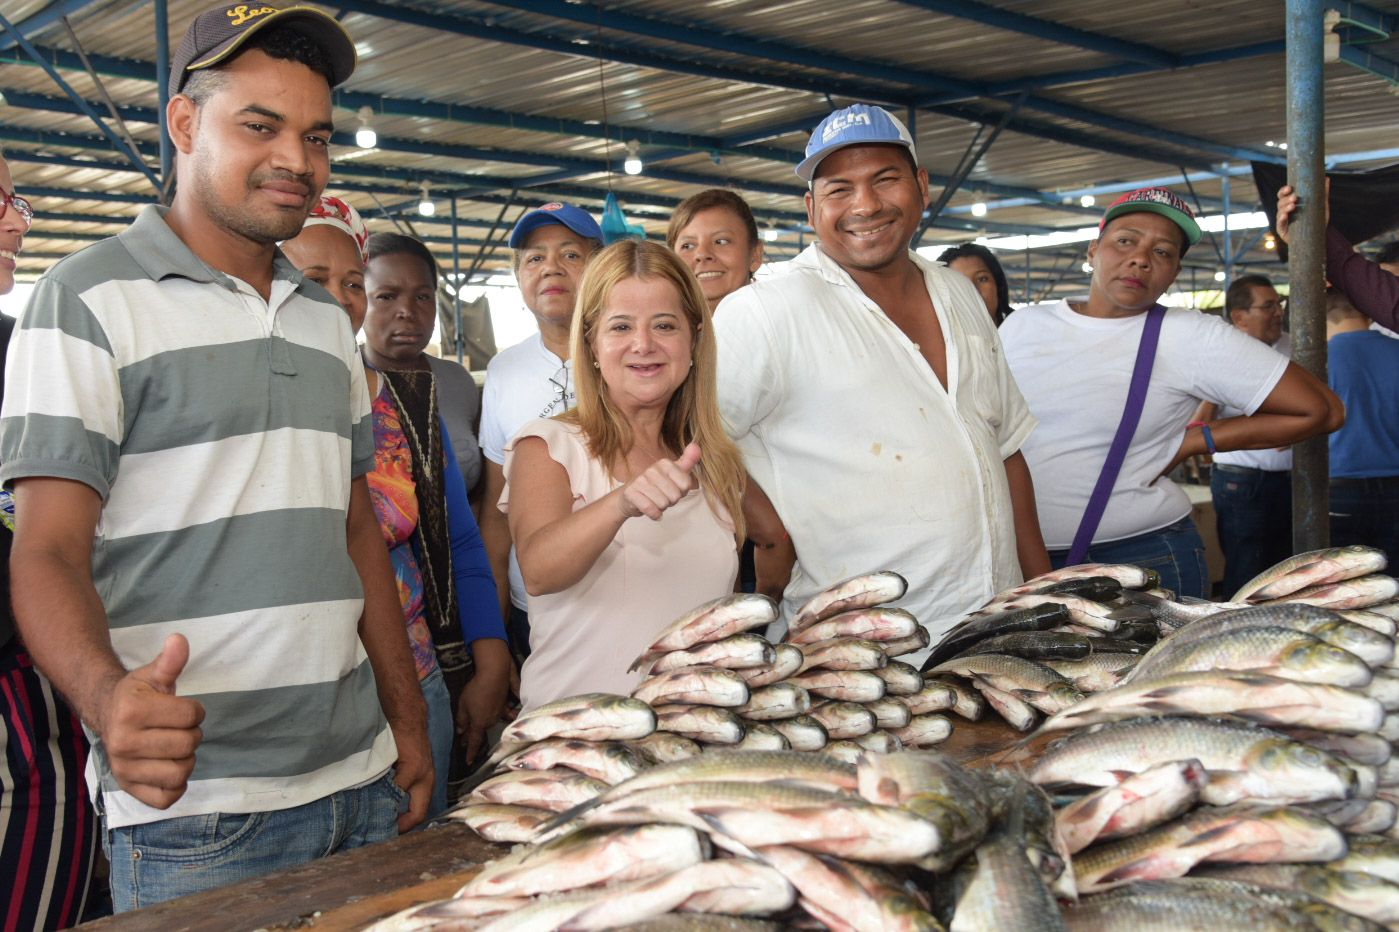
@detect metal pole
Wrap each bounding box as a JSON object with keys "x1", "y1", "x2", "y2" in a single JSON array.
[
  {"x1": 155, "y1": 0, "x2": 172, "y2": 187},
  {"x1": 452, "y1": 196, "x2": 464, "y2": 365},
  {"x1": 1221, "y1": 163, "x2": 1232, "y2": 286},
  {"x1": 1286, "y1": 0, "x2": 1329, "y2": 552}
]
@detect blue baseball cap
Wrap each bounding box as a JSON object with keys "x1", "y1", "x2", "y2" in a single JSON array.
[
  {"x1": 796, "y1": 104, "x2": 918, "y2": 183},
  {"x1": 508, "y1": 202, "x2": 604, "y2": 249}
]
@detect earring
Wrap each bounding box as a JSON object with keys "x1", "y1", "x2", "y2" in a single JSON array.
[{"x1": 592, "y1": 361, "x2": 600, "y2": 368}]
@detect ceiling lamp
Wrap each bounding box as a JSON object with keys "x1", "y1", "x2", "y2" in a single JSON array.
[
  {"x1": 623, "y1": 140, "x2": 643, "y2": 175},
  {"x1": 418, "y1": 181, "x2": 436, "y2": 217},
  {"x1": 354, "y1": 105, "x2": 376, "y2": 149}
]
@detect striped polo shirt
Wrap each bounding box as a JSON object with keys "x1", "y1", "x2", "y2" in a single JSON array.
[{"x1": 0, "y1": 205, "x2": 396, "y2": 828}]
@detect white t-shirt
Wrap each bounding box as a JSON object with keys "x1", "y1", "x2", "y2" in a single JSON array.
[
  {"x1": 1000, "y1": 300, "x2": 1289, "y2": 549},
  {"x1": 716, "y1": 244, "x2": 1037, "y2": 648},
  {"x1": 480, "y1": 332, "x2": 576, "y2": 610},
  {"x1": 1213, "y1": 331, "x2": 1293, "y2": 472}
]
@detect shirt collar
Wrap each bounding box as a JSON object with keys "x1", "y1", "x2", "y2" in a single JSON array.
[
  {"x1": 793, "y1": 241, "x2": 939, "y2": 293},
  {"x1": 120, "y1": 204, "x2": 307, "y2": 292}
]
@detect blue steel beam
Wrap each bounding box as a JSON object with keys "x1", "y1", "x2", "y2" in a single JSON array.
[
  {"x1": 887, "y1": 0, "x2": 1175, "y2": 66},
  {"x1": 1336, "y1": 43, "x2": 1399, "y2": 84},
  {"x1": 0, "y1": 0, "x2": 108, "y2": 54}
]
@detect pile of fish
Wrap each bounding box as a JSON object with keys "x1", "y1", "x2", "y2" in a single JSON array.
[
  {"x1": 371, "y1": 748, "x2": 1064, "y2": 931},
  {"x1": 1032, "y1": 545, "x2": 1399, "y2": 930}
]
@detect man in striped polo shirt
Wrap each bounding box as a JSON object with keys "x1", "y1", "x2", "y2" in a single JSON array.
[{"x1": 1, "y1": 5, "x2": 431, "y2": 911}]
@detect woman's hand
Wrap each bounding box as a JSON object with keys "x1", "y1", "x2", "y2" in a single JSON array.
[
  {"x1": 617, "y1": 443, "x2": 702, "y2": 521},
  {"x1": 456, "y1": 637, "x2": 513, "y2": 765}
]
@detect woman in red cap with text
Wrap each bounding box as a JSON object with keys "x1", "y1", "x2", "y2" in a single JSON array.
[{"x1": 999, "y1": 187, "x2": 1342, "y2": 597}]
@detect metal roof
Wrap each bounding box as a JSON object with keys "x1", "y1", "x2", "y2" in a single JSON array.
[{"x1": 3, "y1": 0, "x2": 1399, "y2": 300}]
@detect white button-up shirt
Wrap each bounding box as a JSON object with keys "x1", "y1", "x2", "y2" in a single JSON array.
[{"x1": 715, "y1": 244, "x2": 1037, "y2": 645}]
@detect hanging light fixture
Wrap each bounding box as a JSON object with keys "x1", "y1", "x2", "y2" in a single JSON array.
[
  {"x1": 354, "y1": 105, "x2": 377, "y2": 149},
  {"x1": 970, "y1": 201, "x2": 988, "y2": 217},
  {"x1": 1080, "y1": 194, "x2": 1096, "y2": 208},
  {"x1": 1214, "y1": 269, "x2": 1227, "y2": 282},
  {"x1": 762, "y1": 227, "x2": 779, "y2": 242},
  {"x1": 418, "y1": 181, "x2": 436, "y2": 217},
  {"x1": 623, "y1": 140, "x2": 643, "y2": 175}
]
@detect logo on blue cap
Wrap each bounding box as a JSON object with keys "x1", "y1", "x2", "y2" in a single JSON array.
[{"x1": 796, "y1": 104, "x2": 917, "y2": 183}]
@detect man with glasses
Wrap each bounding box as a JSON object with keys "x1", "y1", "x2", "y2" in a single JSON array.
[{"x1": 1205, "y1": 274, "x2": 1293, "y2": 596}]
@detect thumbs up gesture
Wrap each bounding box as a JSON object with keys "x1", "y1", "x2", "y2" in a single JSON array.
[
  {"x1": 98, "y1": 633, "x2": 207, "y2": 810},
  {"x1": 617, "y1": 443, "x2": 702, "y2": 521}
]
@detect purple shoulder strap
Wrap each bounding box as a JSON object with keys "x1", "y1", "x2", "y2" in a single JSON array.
[{"x1": 1066, "y1": 304, "x2": 1167, "y2": 565}]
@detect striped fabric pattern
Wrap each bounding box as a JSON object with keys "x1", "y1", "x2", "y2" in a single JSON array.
[
  {"x1": 0, "y1": 206, "x2": 395, "y2": 829},
  {"x1": 1, "y1": 646, "x2": 96, "y2": 932}
]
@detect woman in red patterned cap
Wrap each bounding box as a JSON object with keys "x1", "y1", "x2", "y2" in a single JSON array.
[{"x1": 999, "y1": 187, "x2": 1342, "y2": 598}]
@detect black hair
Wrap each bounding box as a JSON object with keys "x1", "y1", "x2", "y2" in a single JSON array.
[
  {"x1": 938, "y1": 242, "x2": 1013, "y2": 325},
  {"x1": 811, "y1": 144, "x2": 919, "y2": 185},
  {"x1": 366, "y1": 232, "x2": 440, "y2": 284},
  {"x1": 183, "y1": 23, "x2": 336, "y2": 106},
  {"x1": 1376, "y1": 241, "x2": 1399, "y2": 266},
  {"x1": 1224, "y1": 274, "x2": 1275, "y2": 318}
]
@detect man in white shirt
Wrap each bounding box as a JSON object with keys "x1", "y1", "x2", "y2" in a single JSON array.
[
  {"x1": 715, "y1": 104, "x2": 1050, "y2": 652},
  {"x1": 1208, "y1": 275, "x2": 1294, "y2": 597}
]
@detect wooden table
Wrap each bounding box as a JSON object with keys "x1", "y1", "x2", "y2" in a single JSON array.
[{"x1": 82, "y1": 717, "x2": 1035, "y2": 932}]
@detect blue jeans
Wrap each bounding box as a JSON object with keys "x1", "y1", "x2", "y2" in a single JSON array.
[
  {"x1": 1211, "y1": 465, "x2": 1292, "y2": 599},
  {"x1": 422, "y1": 665, "x2": 452, "y2": 820},
  {"x1": 1331, "y1": 479, "x2": 1399, "y2": 567},
  {"x1": 103, "y1": 770, "x2": 405, "y2": 912},
  {"x1": 1049, "y1": 516, "x2": 1209, "y2": 600}
]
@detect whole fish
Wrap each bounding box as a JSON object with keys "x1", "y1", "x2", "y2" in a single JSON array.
[
  {"x1": 972, "y1": 593, "x2": 1131, "y2": 633},
  {"x1": 756, "y1": 845, "x2": 944, "y2": 932},
  {"x1": 672, "y1": 858, "x2": 796, "y2": 917},
  {"x1": 648, "y1": 633, "x2": 777, "y2": 675},
  {"x1": 900, "y1": 680, "x2": 958, "y2": 715},
  {"x1": 470, "y1": 767, "x2": 610, "y2": 812},
  {"x1": 788, "y1": 607, "x2": 920, "y2": 646},
  {"x1": 440, "y1": 802, "x2": 551, "y2": 843},
  {"x1": 1030, "y1": 716, "x2": 1360, "y2": 806},
  {"x1": 1193, "y1": 863, "x2": 1399, "y2": 928},
  {"x1": 973, "y1": 682, "x2": 1038, "y2": 732},
  {"x1": 951, "y1": 780, "x2": 1067, "y2": 932},
  {"x1": 1235, "y1": 544, "x2": 1389, "y2": 603},
  {"x1": 857, "y1": 750, "x2": 989, "y2": 871},
  {"x1": 1056, "y1": 759, "x2": 1208, "y2": 854},
  {"x1": 1267, "y1": 574, "x2": 1399, "y2": 611},
  {"x1": 988, "y1": 564, "x2": 1160, "y2": 603},
  {"x1": 620, "y1": 920, "x2": 786, "y2": 932},
  {"x1": 732, "y1": 644, "x2": 804, "y2": 688},
  {"x1": 1125, "y1": 877, "x2": 1392, "y2": 932},
  {"x1": 487, "y1": 693, "x2": 658, "y2": 766},
  {"x1": 1336, "y1": 609, "x2": 1399, "y2": 637},
  {"x1": 460, "y1": 823, "x2": 708, "y2": 898},
  {"x1": 1364, "y1": 671, "x2": 1399, "y2": 710},
  {"x1": 1306, "y1": 798, "x2": 1398, "y2": 834},
  {"x1": 853, "y1": 729, "x2": 902, "y2": 754},
  {"x1": 1124, "y1": 626, "x2": 1373, "y2": 688},
  {"x1": 1365, "y1": 600, "x2": 1399, "y2": 620},
  {"x1": 865, "y1": 695, "x2": 914, "y2": 729},
  {"x1": 727, "y1": 721, "x2": 791, "y2": 751},
  {"x1": 824, "y1": 740, "x2": 867, "y2": 764},
  {"x1": 1040, "y1": 671, "x2": 1385, "y2": 735},
  {"x1": 787, "y1": 669, "x2": 887, "y2": 703},
  {"x1": 771, "y1": 714, "x2": 829, "y2": 751},
  {"x1": 1060, "y1": 883, "x2": 1339, "y2": 931},
  {"x1": 810, "y1": 700, "x2": 878, "y2": 739},
  {"x1": 880, "y1": 627, "x2": 932, "y2": 658},
  {"x1": 1034, "y1": 575, "x2": 1124, "y2": 602},
  {"x1": 655, "y1": 704, "x2": 747, "y2": 745},
  {"x1": 790, "y1": 571, "x2": 909, "y2": 635},
  {"x1": 628, "y1": 731, "x2": 703, "y2": 764},
  {"x1": 928, "y1": 675, "x2": 986, "y2": 720},
  {"x1": 580, "y1": 750, "x2": 859, "y2": 813},
  {"x1": 631, "y1": 665, "x2": 751, "y2": 708},
  {"x1": 1332, "y1": 833, "x2": 1399, "y2": 884},
  {"x1": 629, "y1": 594, "x2": 780, "y2": 672},
  {"x1": 735, "y1": 682, "x2": 812, "y2": 720},
  {"x1": 1154, "y1": 605, "x2": 1394, "y2": 669},
  {"x1": 964, "y1": 630, "x2": 1093, "y2": 661},
  {"x1": 365, "y1": 896, "x2": 527, "y2": 932},
  {"x1": 874, "y1": 661, "x2": 924, "y2": 696},
  {"x1": 889, "y1": 714, "x2": 953, "y2": 748},
  {"x1": 1044, "y1": 653, "x2": 1138, "y2": 692},
  {"x1": 495, "y1": 738, "x2": 646, "y2": 785},
  {"x1": 795, "y1": 637, "x2": 889, "y2": 673},
  {"x1": 1073, "y1": 804, "x2": 1347, "y2": 894},
  {"x1": 922, "y1": 603, "x2": 1071, "y2": 671},
  {"x1": 557, "y1": 780, "x2": 942, "y2": 863},
  {"x1": 929, "y1": 654, "x2": 1083, "y2": 713}
]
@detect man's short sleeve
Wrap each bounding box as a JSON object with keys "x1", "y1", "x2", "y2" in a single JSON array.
[
  {"x1": 714, "y1": 287, "x2": 783, "y2": 441},
  {"x1": 0, "y1": 278, "x2": 123, "y2": 497}
]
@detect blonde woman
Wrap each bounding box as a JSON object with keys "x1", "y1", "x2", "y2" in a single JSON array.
[{"x1": 502, "y1": 240, "x2": 746, "y2": 709}]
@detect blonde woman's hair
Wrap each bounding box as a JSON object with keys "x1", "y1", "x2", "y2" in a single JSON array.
[{"x1": 562, "y1": 239, "x2": 747, "y2": 541}]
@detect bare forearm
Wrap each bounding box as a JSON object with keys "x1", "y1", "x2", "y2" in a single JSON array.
[
  {"x1": 11, "y1": 546, "x2": 125, "y2": 731},
  {"x1": 514, "y1": 490, "x2": 630, "y2": 596},
  {"x1": 1199, "y1": 410, "x2": 1334, "y2": 453},
  {"x1": 1004, "y1": 451, "x2": 1051, "y2": 579},
  {"x1": 742, "y1": 478, "x2": 787, "y2": 548}
]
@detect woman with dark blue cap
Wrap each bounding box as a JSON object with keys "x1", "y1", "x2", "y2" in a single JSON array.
[
  {"x1": 478, "y1": 203, "x2": 603, "y2": 662},
  {"x1": 1000, "y1": 187, "x2": 1342, "y2": 597}
]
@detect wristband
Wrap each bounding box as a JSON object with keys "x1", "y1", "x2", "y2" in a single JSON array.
[{"x1": 1188, "y1": 421, "x2": 1217, "y2": 455}]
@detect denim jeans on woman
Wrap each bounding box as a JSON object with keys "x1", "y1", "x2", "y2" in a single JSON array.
[
  {"x1": 102, "y1": 769, "x2": 405, "y2": 912},
  {"x1": 1048, "y1": 516, "x2": 1209, "y2": 600}
]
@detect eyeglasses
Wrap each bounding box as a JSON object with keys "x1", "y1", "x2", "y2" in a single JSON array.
[
  {"x1": 0, "y1": 190, "x2": 33, "y2": 228},
  {"x1": 1245, "y1": 299, "x2": 1287, "y2": 314}
]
